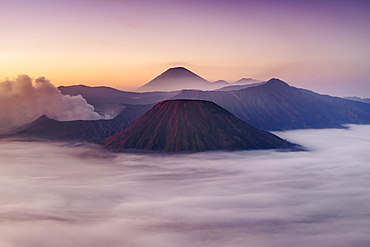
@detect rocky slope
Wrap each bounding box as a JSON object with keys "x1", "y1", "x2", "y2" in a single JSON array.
[{"x1": 103, "y1": 100, "x2": 296, "y2": 152}]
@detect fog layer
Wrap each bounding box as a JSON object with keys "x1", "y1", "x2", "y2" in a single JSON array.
[
  {"x1": 0, "y1": 125, "x2": 369, "y2": 247},
  {"x1": 0, "y1": 75, "x2": 101, "y2": 133}
]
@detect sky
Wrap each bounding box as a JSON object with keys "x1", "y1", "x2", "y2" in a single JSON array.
[
  {"x1": 1, "y1": 125, "x2": 370, "y2": 247},
  {"x1": 1, "y1": 0, "x2": 369, "y2": 96}
]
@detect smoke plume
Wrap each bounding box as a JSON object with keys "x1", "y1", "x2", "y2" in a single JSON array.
[{"x1": 0, "y1": 75, "x2": 101, "y2": 133}]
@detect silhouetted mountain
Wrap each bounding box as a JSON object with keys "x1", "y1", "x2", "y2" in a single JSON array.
[
  {"x1": 58, "y1": 85, "x2": 177, "y2": 117},
  {"x1": 12, "y1": 104, "x2": 152, "y2": 142},
  {"x1": 137, "y1": 68, "x2": 262, "y2": 92},
  {"x1": 172, "y1": 78, "x2": 370, "y2": 130},
  {"x1": 103, "y1": 100, "x2": 296, "y2": 152},
  {"x1": 137, "y1": 67, "x2": 219, "y2": 92}
]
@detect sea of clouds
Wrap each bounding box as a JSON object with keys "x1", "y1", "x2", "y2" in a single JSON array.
[{"x1": 0, "y1": 125, "x2": 369, "y2": 247}]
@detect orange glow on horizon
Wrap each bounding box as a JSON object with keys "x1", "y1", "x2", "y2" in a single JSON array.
[{"x1": 1, "y1": 0, "x2": 369, "y2": 96}]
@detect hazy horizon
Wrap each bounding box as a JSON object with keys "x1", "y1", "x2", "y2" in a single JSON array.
[{"x1": 1, "y1": 124, "x2": 370, "y2": 247}]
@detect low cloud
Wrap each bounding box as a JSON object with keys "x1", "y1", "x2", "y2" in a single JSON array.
[
  {"x1": 0, "y1": 75, "x2": 101, "y2": 133},
  {"x1": 0, "y1": 125, "x2": 369, "y2": 247}
]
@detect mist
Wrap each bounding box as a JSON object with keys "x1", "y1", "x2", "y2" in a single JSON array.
[
  {"x1": 0, "y1": 75, "x2": 101, "y2": 133},
  {"x1": 0, "y1": 125, "x2": 370, "y2": 247}
]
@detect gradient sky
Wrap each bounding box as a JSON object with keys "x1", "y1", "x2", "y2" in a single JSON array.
[{"x1": 1, "y1": 0, "x2": 369, "y2": 96}]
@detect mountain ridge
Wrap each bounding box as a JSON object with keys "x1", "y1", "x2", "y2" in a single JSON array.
[
  {"x1": 11, "y1": 104, "x2": 152, "y2": 142},
  {"x1": 172, "y1": 78, "x2": 370, "y2": 130}
]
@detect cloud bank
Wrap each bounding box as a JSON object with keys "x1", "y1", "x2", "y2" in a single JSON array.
[
  {"x1": 0, "y1": 125, "x2": 370, "y2": 247},
  {"x1": 0, "y1": 75, "x2": 101, "y2": 133}
]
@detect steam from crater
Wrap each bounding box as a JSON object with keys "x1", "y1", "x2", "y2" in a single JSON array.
[{"x1": 0, "y1": 75, "x2": 101, "y2": 133}]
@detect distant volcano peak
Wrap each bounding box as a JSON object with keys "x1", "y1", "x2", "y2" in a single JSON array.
[
  {"x1": 157, "y1": 67, "x2": 205, "y2": 80},
  {"x1": 137, "y1": 67, "x2": 210, "y2": 92},
  {"x1": 103, "y1": 99, "x2": 296, "y2": 152}
]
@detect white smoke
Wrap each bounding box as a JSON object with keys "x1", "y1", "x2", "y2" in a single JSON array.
[{"x1": 0, "y1": 75, "x2": 101, "y2": 133}]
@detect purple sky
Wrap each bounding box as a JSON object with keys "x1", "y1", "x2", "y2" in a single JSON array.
[{"x1": 1, "y1": 0, "x2": 369, "y2": 96}]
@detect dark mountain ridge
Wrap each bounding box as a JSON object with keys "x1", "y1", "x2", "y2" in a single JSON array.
[
  {"x1": 172, "y1": 78, "x2": 370, "y2": 130},
  {"x1": 59, "y1": 84, "x2": 177, "y2": 116},
  {"x1": 11, "y1": 104, "x2": 152, "y2": 142},
  {"x1": 103, "y1": 99, "x2": 297, "y2": 152}
]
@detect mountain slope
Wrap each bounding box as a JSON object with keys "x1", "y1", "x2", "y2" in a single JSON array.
[
  {"x1": 59, "y1": 85, "x2": 177, "y2": 116},
  {"x1": 13, "y1": 104, "x2": 152, "y2": 142},
  {"x1": 172, "y1": 79, "x2": 370, "y2": 130},
  {"x1": 103, "y1": 100, "x2": 296, "y2": 152},
  {"x1": 137, "y1": 67, "x2": 213, "y2": 92}
]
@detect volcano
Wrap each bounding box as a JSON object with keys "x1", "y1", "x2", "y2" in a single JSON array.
[
  {"x1": 103, "y1": 100, "x2": 296, "y2": 152},
  {"x1": 137, "y1": 67, "x2": 212, "y2": 92}
]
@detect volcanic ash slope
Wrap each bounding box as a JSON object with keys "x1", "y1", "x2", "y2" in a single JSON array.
[{"x1": 103, "y1": 100, "x2": 296, "y2": 152}]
